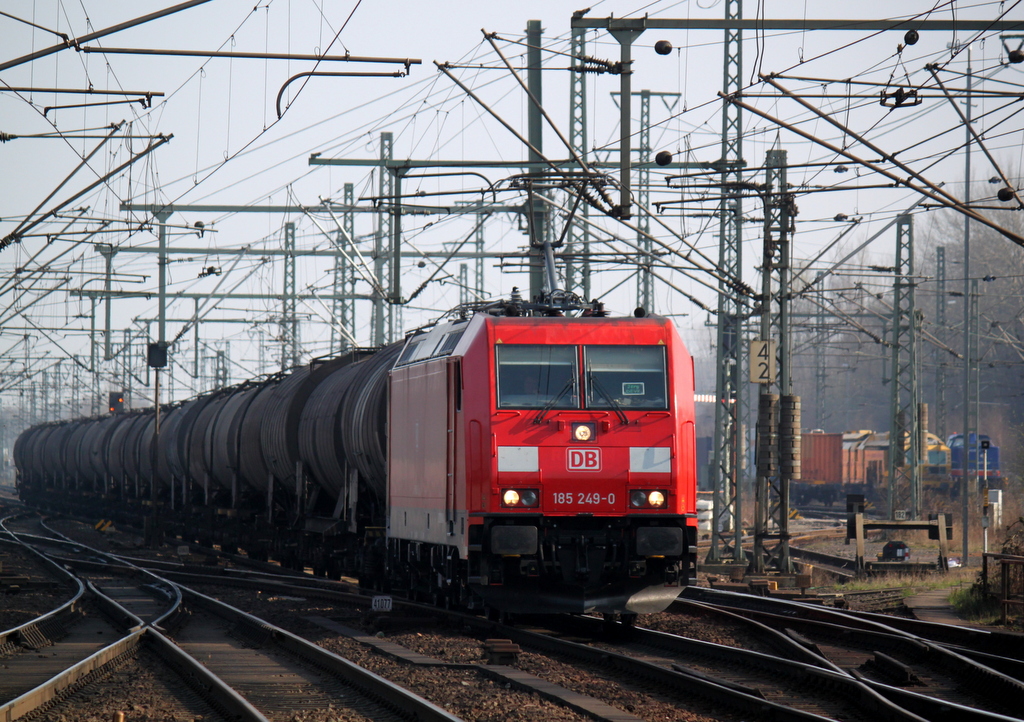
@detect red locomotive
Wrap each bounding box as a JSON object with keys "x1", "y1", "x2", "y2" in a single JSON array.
[
  {"x1": 16, "y1": 301, "x2": 697, "y2": 617},
  {"x1": 388, "y1": 311, "x2": 697, "y2": 615}
]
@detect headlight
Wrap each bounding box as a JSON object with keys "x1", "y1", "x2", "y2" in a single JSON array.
[
  {"x1": 630, "y1": 489, "x2": 668, "y2": 509},
  {"x1": 502, "y1": 488, "x2": 540, "y2": 508},
  {"x1": 572, "y1": 422, "x2": 595, "y2": 442}
]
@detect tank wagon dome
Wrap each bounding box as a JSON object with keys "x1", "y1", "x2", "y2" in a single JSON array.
[
  {"x1": 136, "y1": 414, "x2": 158, "y2": 484},
  {"x1": 238, "y1": 375, "x2": 283, "y2": 494},
  {"x1": 108, "y1": 411, "x2": 146, "y2": 483},
  {"x1": 62, "y1": 421, "x2": 92, "y2": 482},
  {"x1": 188, "y1": 388, "x2": 235, "y2": 490},
  {"x1": 19, "y1": 424, "x2": 55, "y2": 482},
  {"x1": 38, "y1": 423, "x2": 72, "y2": 480},
  {"x1": 11, "y1": 423, "x2": 36, "y2": 477},
  {"x1": 85, "y1": 413, "x2": 131, "y2": 485},
  {"x1": 260, "y1": 365, "x2": 313, "y2": 487},
  {"x1": 195, "y1": 389, "x2": 235, "y2": 489},
  {"x1": 257, "y1": 355, "x2": 370, "y2": 496},
  {"x1": 208, "y1": 382, "x2": 262, "y2": 491},
  {"x1": 121, "y1": 411, "x2": 153, "y2": 482},
  {"x1": 79, "y1": 413, "x2": 110, "y2": 481},
  {"x1": 297, "y1": 356, "x2": 367, "y2": 501},
  {"x1": 339, "y1": 342, "x2": 404, "y2": 493},
  {"x1": 154, "y1": 405, "x2": 185, "y2": 489},
  {"x1": 162, "y1": 397, "x2": 211, "y2": 483},
  {"x1": 77, "y1": 418, "x2": 108, "y2": 484}
]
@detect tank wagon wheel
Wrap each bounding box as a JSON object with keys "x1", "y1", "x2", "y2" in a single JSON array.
[
  {"x1": 602, "y1": 613, "x2": 638, "y2": 631},
  {"x1": 484, "y1": 607, "x2": 515, "y2": 625},
  {"x1": 430, "y1": 589, "x2": 444, "y2": 607},
  {"x1": 445, "y1": 580, "x2": 466, "y2": 610}
]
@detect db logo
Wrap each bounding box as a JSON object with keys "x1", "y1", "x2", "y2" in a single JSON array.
[{"x1": 567, "y1": 448, "x2": 601, "y2": 471}]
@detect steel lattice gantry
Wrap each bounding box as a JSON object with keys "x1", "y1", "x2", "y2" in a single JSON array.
[
  {"x1": 966, "y1": 277, "x2": 981, "y2": 488},
  {"x1": 752, "y1": 148, "x2": 795, "y2": 575},
  {"x1": 331, "y1": 183, "x2": 357, "y2": 355},
  {"x1": 282, "y1": 221, "x2": 299, "y2": 370},
  {"x1": 814, "y1": 302, "x2": 828, "y2": 428},
  {"x1": 637, "y1": 88, "x2": 653, "y2": 311},
  {"x1": 567, "y1": 20, "x2": 591, "y2": 301},
  {"x1": 631, "y1": 89, "x2": 679, "y2": 312},
  {"x1": 934, "y1": 245, "x2": 947, "y2": 439},
  {"x1": 710, "y1": 0, "x2": 745, "y2": 563},
  {"x1": 888, "y1": 214, "x2": 921, "y2": 520},
  {"x1": 377, "y1": 132, "x2": 396, "y2": 345}
]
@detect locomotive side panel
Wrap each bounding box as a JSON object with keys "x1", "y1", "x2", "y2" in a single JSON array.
[
  {"x1": 389, "y1": 358, "x2": 454, "y2": 546},
  {"x1": 670, "y1": 334, "x2": 697, "y2": 518}
]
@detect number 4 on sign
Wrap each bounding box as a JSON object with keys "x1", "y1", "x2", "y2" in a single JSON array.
[{"x1": 749, "y1": 339, "x2": 777, "y2": 384}]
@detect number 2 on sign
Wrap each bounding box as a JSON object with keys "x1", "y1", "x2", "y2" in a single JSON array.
[{"x1": 749, "y1": 339, "x2": 777, "y2": 384}]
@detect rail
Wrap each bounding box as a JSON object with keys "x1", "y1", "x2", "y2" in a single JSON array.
[{"x1": 180, "y1": 586, "x2": 463, "y2": 722}]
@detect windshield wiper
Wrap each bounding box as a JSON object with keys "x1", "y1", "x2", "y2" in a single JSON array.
[
  {"x1": 589, "y1": 373, "x2": 629, "y2": 425},
  {"x1": 533, "y1": 376, "x2": 576, "y2": 424}
]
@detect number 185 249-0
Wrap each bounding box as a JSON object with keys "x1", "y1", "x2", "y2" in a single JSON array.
[{"x1": 552, "y1": 492, "x2": 615, "y2": 506}]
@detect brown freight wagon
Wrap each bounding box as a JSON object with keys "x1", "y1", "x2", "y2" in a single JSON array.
[
  {"x1": 843, "y1": 430, "x2": 887, "y2": 498},
  {"x1": 793, "y1": 432, "x2": 843, "y2": 505}
]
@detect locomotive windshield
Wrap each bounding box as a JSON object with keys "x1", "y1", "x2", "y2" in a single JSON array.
[
  {"x1": 584, "y1": 346, "x2": 667, "y2": 410},
  {"x1": 496, "y1": 345, "x2": 579, "y2": 409}
]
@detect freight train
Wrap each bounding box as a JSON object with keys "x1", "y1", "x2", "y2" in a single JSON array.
[
  {"x1": 792, "y1": 429, "x2": 1001, "y2": 505},
  {"x1": 14, "y1": 300, "x2": 698, "y2": 617}
]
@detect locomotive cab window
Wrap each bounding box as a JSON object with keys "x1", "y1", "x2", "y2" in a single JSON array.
[
  {"x1": 496, "y1": 345, "x2": 579, "y2": 409},
  {"x1": 584, "y1": 346, "x2": 667, "y2": 410}
]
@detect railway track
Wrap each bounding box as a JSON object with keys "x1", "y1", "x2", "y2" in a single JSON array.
[
  {"x1": 7, "y1": 510, "x2": 1024, "y2": 722},
  {"x1": 1, "y1": 513, "x2": 254, "y2": 720},
  {"x1": 510, "y1": 612, "x2": 910, "y2": 722},
  {"x1": 186, "y1": 577, "x2": 848, "y2": 722},
  {"x1": 682, "y1": 585, "x2": 1024, "y2": 662},
  {"x1": 2, "y1": 516, "x2": 846, "y2": 722},
  {"x1": 152, "y1": 566, "x2": 983, "y2": 722},
  {"x1": 1, "y1": 514, "x2": 461, "y2": 722},
  {"x1": 187, "y1": 571, "x2": 1022, "y2": 722},
  {"x1": 170, "y1": 587, "x2": 459, "y2": 722},
  {"x1": 681, "y1": 587, "x2": 1024, "y2": 720}
]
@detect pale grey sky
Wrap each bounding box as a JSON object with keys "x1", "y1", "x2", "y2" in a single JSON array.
[{"x1": 1, "y1": 0, "x2": 1021, "y2": 413}]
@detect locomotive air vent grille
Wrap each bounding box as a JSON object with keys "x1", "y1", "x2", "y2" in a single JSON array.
[
  {"x1": 398, "y1": 341, "x2": 422, "y2": 365},
  {"x1": 435, "y1": 330, "x2": 464, "y2": 357}
]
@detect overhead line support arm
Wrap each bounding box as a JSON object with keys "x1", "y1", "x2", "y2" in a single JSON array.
[
  {"x1": 0, "y1": 0, "x2": 216, "y2": 72},
  {"x1": 570, "y1": 17, "x2": 1024, "y2": 31},
  {"x1": 723, "y1": 86, "x2": 1024, "y2": 247}
]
